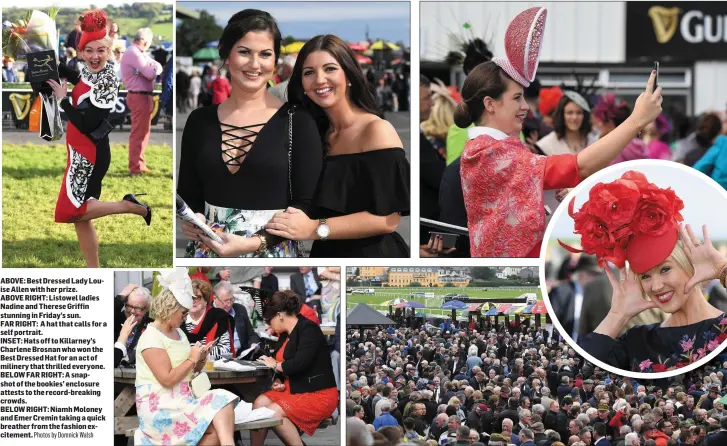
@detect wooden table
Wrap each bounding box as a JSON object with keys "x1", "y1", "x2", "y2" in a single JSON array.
[{"x1": 114, "y1": 366, "x2": 272, "y2": 436}]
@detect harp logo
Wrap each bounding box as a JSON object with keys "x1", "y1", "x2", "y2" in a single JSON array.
[
  {"x1": 9, "y1": 93, "x2": 32, "y2": 120},
  {"x1": 648, "y1": 6, "x2": 680, "y2": 43}
]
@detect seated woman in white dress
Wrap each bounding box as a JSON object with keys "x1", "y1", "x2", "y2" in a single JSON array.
[{"x1": 135, "y1": 269, "x2": 239, "y2": 445}]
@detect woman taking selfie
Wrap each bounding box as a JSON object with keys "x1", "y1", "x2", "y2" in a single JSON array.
[
  {"x1": 49, "y1": 9, "x2": 151, "y2": 267},
  {"x1": 179, "y1": 9, "x2": 323, "y2": 258},
  {"x1": 456, "y1": 7, "x2": 663, "y2": 258}
]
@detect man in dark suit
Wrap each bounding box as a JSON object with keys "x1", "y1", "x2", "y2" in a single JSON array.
[
  {"x1": 290, "y1": 267, "x2": 322, "y2": 318},
  {"x1": 437, "y1": 156, "x2": 470, "y2": 258},
  {"x1": 213, "y1": 281, "x2": 259, "y2": 354},
  {"x1": 548, "y1": 255, "x2": 612, "y2": 341},
  {"x1": 260, "y1": 266, "x2": 279, "y2": 294},
  {"x1": 704, "y1": 417, "x2": 727, "y2": 445},
  {"x1": 114, "y1": 284, "x2": 152, "y2": 367},
  {"x1": 592, "y1": 422, "x2": 612, "y2": 446}
]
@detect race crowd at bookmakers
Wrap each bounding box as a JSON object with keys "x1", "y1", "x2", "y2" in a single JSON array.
[{"x1": 346, "y1": 319, "x2": 727, "y2": 446}]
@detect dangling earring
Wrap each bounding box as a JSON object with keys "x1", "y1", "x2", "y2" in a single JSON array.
[{"x1": 279, "y1": 313, "x2": 284, "y2": 323}]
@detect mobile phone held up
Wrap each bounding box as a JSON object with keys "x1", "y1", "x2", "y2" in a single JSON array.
[
  {"x1": 653, "y1": 61, "x2": 659, "y2": 92},
  {"x1": 429, "y1": 232, "x2": 458, "y2": 250}
]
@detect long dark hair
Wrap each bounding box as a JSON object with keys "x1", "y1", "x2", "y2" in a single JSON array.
[
  {"x1": 552, "y1": 95, "x2": 592, "y2": 140},
  {"x1": 288, "y1": 34, "x2": 380, "y2": 145},
  {"x1": 218, "y1": 9, "x2": 282, "y2": 62}
]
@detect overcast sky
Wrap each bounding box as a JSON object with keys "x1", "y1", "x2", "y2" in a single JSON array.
[
  {"x1": 182, "y1": 1, "x2": 410, "y2": 45},
  {"x1": 549, "y1": 161, "x2": 727, "y2": 241}
]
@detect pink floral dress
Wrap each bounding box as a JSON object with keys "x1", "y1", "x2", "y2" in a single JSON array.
[{"x1": 134, "y1": 326, "x2": 239, "y2": 445}]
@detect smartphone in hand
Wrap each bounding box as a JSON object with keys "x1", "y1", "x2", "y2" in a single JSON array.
[
  {"x1": 653, "y1": 61, "x2": 659, "y2": 92},
  {"x1": 428, "y1": 232, "x2": 458, "y2": 249}
]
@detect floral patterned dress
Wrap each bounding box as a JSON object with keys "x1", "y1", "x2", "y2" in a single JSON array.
[
  {"x1": 579, "y1": 313, "x2": 727, "y2": 373},
  {"x1": 134, "y1": 325, "x2": 239, "y2": 445},
  {"x1": 54, "y1": 62, "x2": 118, "y2": 223},
  {"x1": 460, "y1": 127, "x2": 581, "y2": 258},
  {"x1": 185, "y1": 205, "x2": 300, "y2": 258}
]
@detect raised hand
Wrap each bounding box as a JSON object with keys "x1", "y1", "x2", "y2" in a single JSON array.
[
  {"x1": 631, "y1": 70, "x2": 663, "y2": 130},
  {"x1": 117, "y1": 315, "x2": 138, "y2": 345},
  {"x1": 188, "y1": 343, "x2": 204, "y2": 363},
  {"x1": 119, "y1": 283, "x2": 139, "y2": 297},
  {"x1": 45, "y1": 78, "x2": 68, "y2": 101},
  {"x1": 680, "y1": 224, "x2": 727, "y2": 294},
  {"x1": 604, "y1": 265, "x2": 657, "y2": 320}
]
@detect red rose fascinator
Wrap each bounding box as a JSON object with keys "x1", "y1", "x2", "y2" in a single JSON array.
[
  {"x1": 77, "y1": 9, "x2": 108, "y2": 51},
  {"x1": 559, "y1": 171, "x2": 685, "y2": 274},
  {"x1": 493, "y1": 7, "x2": 547, "y2": 88},
  {"x1": 538, "y1": 86, "x2": 563, "y2": 117}
]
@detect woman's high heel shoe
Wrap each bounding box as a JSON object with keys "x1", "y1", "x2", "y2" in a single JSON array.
[{"x1": 123, "y1": 193, "x2": 152, "y2": 226}]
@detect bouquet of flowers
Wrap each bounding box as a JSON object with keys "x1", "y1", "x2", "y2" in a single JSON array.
[
  {"x1": 2, "y1": 8, "x2": 59, "y2": 65},
  {"x1": 2, "y1": 8, "x2": 63, "y2": 141}
]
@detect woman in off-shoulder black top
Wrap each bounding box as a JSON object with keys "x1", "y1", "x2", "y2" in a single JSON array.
[
  {"x1": 308, "y1": 147, "x2": 410, "y2": 257},
  {"x1": 199, "y1": 35, "x2": 410, "y2": 258}
]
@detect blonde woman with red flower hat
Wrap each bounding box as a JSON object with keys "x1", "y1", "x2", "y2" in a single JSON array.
[
  {"x1": 45, "y1": 9, "x2": 151, "y2": 268},
  {"x1": 454, "y1": 7, "x2": 663, "y2": 258},
  {"x1": 560, "y1": 170, "x2": 727, "y2": 373}
]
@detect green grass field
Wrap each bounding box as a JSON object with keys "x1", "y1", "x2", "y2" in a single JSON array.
[
  {"x1": 347, "y1": 287, "x2": 541, "y2": 317},
  {"x1": 3, "y1": 143, "x2": 173, "y2": 268},
  {"x1": 150, "y1": 21, "x2": 174, "y2": 42},
  {"x1": 115, "y1": 18, "x2": 173, "y2": 42}
]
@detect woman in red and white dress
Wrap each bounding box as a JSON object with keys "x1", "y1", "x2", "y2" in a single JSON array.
[
  {"x1": 46, "y1": 9, "x2": 151, "y2": 267},
  {"x1": 455, "y1": 7, "x2": 664, "y2": 258}
]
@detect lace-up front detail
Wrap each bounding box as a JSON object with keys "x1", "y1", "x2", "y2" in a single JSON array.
[{"x1": 220, "y1": 122, "x2": 265, "y2": 174}]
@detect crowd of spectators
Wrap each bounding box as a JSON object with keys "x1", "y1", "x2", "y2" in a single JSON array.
[{"x1": 346, "y1": 319, "x2": 727, "y2": 446}]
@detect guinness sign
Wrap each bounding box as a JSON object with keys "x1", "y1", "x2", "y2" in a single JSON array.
[{"x1": 627, "y1": 2, "x2": 727, "y2": 61}]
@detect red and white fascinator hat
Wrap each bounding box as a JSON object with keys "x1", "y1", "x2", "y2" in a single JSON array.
[{"x1": 492, "y1": 7, "x2": 547, "y2": 88}]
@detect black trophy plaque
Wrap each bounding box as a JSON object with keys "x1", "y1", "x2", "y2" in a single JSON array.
[{"x1": 26, "y1": 49, "x2": 59, "y2": 84}]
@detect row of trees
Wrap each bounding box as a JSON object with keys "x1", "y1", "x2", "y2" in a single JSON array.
[
  {"x1": 176, "y1": 8, "x2": 408, "y2": 58},
  {"x1": 4, "y1": 4, "x2": 172, "y2": 44},
  {"x1": 176, "y1": 10, "x2": 305, "y2": 57}
]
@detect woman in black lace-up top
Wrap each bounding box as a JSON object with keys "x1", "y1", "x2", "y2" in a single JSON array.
[
  {"x1": 178, "y1": 10, "x2": 323, "y2": 258},
  {"x1": 200, "y1": 35, "x2": 410, "y2": 258}
]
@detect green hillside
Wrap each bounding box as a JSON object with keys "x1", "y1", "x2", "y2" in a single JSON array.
[{"x1": 3, "y1": 4, "x2": 173, "y2": 43}]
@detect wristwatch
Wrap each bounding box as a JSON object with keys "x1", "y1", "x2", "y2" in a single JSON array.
[{"x1": 316, "y1": 219, "x2": 330, "y2": 240}]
